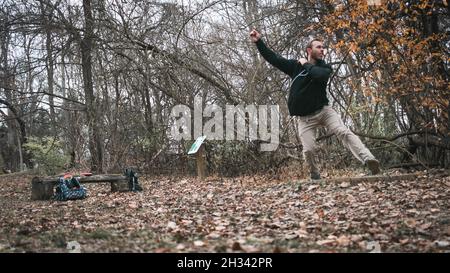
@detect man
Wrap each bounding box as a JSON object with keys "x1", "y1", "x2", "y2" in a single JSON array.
[{"x1": 250, "y1": 29, "x2": 380, "y2": 179}]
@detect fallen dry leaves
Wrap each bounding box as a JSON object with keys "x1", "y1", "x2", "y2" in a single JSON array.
[{"x1": 0, "y1": 169, "x2": 449, "y2": 253}]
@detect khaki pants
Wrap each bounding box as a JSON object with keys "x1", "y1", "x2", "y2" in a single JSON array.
[{"x1": 298, "y1": 106, "x2": 376, "y2": 174}]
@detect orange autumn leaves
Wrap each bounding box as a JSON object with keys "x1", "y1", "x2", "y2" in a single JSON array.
[{"x1": 321, "y1": 0, "x2": 448, "y2": 133}]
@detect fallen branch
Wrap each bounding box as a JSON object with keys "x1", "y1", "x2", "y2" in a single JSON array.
[
  {"x1": 316, "y1": 130, "x2": 436, "y2": 142},
  {"x1": 301, "y1": 172, "x2": 424, "y2": 186},
  {"x1": 387, "y1": 162, "x2": 440, "y2": 169}
]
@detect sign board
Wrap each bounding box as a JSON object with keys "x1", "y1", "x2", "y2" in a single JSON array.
[{"x1": 188, "y1": 136, "x2": 206, "y2": 155}]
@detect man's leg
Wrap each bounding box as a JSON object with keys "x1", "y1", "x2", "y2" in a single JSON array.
[
  {"x1": 321, "y1": 106, "x2": 380, "y2": 174},
  {"x1": 298, "y1": 116, "x2": 321, "y2": 179}
]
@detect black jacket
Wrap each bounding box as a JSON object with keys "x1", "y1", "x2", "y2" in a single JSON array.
[{"x1": 256, "y1": 39, "x2": 332, "y2": 116}]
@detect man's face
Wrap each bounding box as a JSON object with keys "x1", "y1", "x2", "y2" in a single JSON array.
[{"x1": 308, "y1": 41, "x2": 325, "y2": 60}]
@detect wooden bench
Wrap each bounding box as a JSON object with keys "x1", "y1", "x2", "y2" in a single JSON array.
[{"x1": 31, "y1": 174, "x2": 133, "y2": 200}]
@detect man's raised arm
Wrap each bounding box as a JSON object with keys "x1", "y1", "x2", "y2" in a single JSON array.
[{"x1": 250, "y1": 29, "x2": 297, "y2": 77}]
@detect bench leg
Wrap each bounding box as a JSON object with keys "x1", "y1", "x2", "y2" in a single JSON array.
[
  {"x1": 111, "y1": 181, "x2": 130, "y2": 192},
  {"x1": 31, "y1": 177, "x2": 54, "y2": 200}
]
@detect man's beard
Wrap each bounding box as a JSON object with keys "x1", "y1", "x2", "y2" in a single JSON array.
[{"x1": 312, "y1": 52, "x2": 323, "y2": 60}]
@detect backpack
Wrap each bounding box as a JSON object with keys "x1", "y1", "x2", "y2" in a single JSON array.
[{"x1": 54, "y1": 176, "x2": 87, "y2": 201}]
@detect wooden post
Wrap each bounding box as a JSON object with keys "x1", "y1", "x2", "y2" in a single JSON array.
[
  {"x1": 188, "y1": 136, "x2": 207, "y2": 180},
  {"x1": 196, "y1": 145, "x2": 206, "y2": 180}
]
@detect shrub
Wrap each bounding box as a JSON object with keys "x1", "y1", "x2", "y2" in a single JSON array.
[{"x1": 24, "y1": 137, "x2": 69, "y2": 175}]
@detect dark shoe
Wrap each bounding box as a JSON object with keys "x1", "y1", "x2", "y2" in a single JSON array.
[
  {"x1": 366, "y1": 159, "x2": 381, "y2": 175},
  {"x1": 310, "y1": 172, "x2": 321, "y2": 180}
]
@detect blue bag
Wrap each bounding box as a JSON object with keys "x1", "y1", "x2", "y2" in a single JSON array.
[{"x1": 54, "y1": 176, "x2": 87, "y2": 201}]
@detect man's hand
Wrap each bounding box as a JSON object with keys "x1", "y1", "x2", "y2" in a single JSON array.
[
  {"x1": 250, "y1": 29, "x2": 261, "y2": 43},
  {"x1": 298, "y1": 58, "x2": 308, "y2": 65}
]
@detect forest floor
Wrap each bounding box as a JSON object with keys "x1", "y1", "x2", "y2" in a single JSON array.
[{"x1": 0, "y1": 168, "x2": 449, "y2": 253}]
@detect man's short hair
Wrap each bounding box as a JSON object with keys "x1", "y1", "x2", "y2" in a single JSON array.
[{"x1": 305, "y1": 38, "x2": 323, "y2": 52}]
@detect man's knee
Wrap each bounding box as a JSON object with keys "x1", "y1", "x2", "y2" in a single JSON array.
[
  {"x1": 300, "y1": 134, "x2": 317, "y2": 154},
  {"x1": 332, "y1": 127, "x2": 353, "y2": 139}
]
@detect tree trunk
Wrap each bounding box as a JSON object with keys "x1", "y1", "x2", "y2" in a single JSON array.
[
  {"x1": 81, "y1": 0, "x2": 103, "y2": 172},
  {"x1": 41, "y1": 2, "x2": 56, "y2": 126}
]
